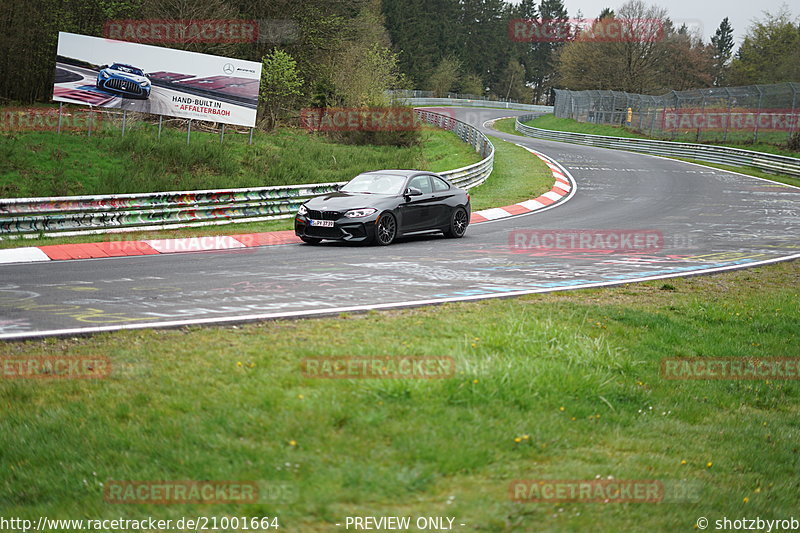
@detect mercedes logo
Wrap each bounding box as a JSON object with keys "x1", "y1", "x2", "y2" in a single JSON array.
[{"x1": 223, "y1": 63, "x2": 234, "y2": 75}]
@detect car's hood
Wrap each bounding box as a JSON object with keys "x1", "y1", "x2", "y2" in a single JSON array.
[
  {"x1": 105, "y1": 71, "x2": 148, "y2": 83},
  {"x1": 304, "y1": 192, "x2": 392, "y2": 211}
]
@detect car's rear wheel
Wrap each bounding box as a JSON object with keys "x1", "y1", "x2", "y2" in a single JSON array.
[
  {"x1": 444, "y1": 206, "x2": 468, "y2": 238},
  {"x1": 300, "y1": 236, "x2": 322, "y2": 245},
  {"x1": 374, "y1": 213, "x2": 397, "y2": 246}
]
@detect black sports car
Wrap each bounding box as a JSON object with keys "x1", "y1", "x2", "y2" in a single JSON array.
[{"x1": 294, "y1": 170, "x2": 471, "y2": 245}]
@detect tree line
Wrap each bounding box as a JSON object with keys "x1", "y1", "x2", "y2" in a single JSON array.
[
  {"x1": 383, "y1": 0, "x2": 799, "y2": 102},
  {"x1": 1, "y1": 0, "x2": 798, "y2": 113}
]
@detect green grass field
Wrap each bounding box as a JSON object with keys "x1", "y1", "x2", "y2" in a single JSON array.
[
  {"x1": 0, "y1": 120, "x2": 480, "y2": 198},
  {"x1": 1, "y1": 259, "x2": 797, "y2": 531},
  {"x1": 523, "y1": 114, "x2": 800, "y2": 158}
]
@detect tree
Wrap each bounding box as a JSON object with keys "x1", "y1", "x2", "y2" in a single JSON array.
[
  {"x1": 528, "y1": 0, "x2": 569, "y2": 103},
  {"x1": 458, "y1": 73, "x2": 485, "y2": 96},
  {"x1": 556, "y1": 0, "x2": 689, "y2": 94},
  {"x1": 710, "y1": 17, "x2": 734, "y2": 85},
  {"x1": 597, "y1": 8, "x2": 615, "y2": 20},
  {"x1": 427, "y1": 56, "x2": 461, "y2": 97},
  {"x1": 260, "y1": 50, "x2": 304, "y2": 129},
  {"x1": 498, "y1": 59, "x2": 530, "y2": 101},
  {"x1": 331, "y1": 44, "x2": 405, "y2": 106},
  {"x1": 327, "y1": 1, "x2": 407, "y2": 107},
  {"x1": 729, "y1": 8, "x2": 800, "y2": 84}
]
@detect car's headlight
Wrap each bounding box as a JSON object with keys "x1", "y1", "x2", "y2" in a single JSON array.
[
  {"x1": 297, "y1": 205, "x2": 308, "y2": 216},
  {"x1": 345, "y1": 208, "x2": 377, "y2": 218},
  {"x1": 141, "y1": 80, "x2": 150, "y2": 87},
  {"x1": 101, "y1": 72, "x2": 109, "y2": 78}
]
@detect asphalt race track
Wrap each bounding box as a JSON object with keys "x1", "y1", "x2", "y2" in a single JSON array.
[{"x1": 1, "y1": 107, "x2": 798, "y2": 339}]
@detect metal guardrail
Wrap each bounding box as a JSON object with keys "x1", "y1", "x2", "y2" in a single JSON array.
[
  {"x1": 396, "y1": 97, "x2": 553, "y2": 113},
  {"x1": 415, "y1": 109, "x2": 494, "y2": 189},
  {"x1": 515, "y1": 114, "x2": 800, "y2": 178},
  {"x1": 0, "y1": 109, "x2": 494, "y2": 237}
]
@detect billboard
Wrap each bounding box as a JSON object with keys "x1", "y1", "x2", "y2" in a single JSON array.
[{"x1": 53, "y1": 32, "x2": 261, "y2": 127}]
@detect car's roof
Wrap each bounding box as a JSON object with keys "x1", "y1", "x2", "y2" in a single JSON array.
[{"x1": 359, "y1": 170, "x2": 440, "y2": 178}]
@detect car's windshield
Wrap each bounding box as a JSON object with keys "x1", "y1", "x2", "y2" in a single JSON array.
[
  {"x1": 111, "y1": 65, "x2": 144, "y2": 76},
  {"x1": 341, "y1": 173, "x2": 406, "y2": 195}
]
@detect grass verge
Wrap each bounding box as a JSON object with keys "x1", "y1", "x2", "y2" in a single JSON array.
[
  {"x1": 524, "y1": 114, "x2": 800, "y2": 158},
  {"x1": 0, "y1": 123, "x2": 479, "y2": 199},
  {"x1": 0, "y1": 259, "x2": 797, "y2": 531},
  {"x1": 497, "y1": 116, "x2": 799, "y2": 188}
]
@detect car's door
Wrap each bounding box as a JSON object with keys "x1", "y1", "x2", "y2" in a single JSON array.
[
  {"x1": 399, "y1": 175, "x2": 436, "y2": 232},
  {"x1": 429, "y1": 175, "x2": 458, "y2": 226}
]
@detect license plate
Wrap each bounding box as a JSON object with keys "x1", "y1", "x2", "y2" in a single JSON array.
[{"x1": 309, "y1": 219, "x2": 334, "y2": 227}]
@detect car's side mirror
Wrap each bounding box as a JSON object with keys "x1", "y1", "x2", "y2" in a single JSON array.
[{"x1": 404, "y1": 187, "x2": 423, "y2": 198}]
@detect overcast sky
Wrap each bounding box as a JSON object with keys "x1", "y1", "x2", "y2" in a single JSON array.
[{"x1": 513, "y1": 0, "x2": 796, "y2": 46}]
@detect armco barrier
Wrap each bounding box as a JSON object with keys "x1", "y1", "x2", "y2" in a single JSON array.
[
  {"x1": 0, "y1": 108, "x2": 493, "y2": 237},
  {"x1": 396, "y1": 96, "x2": 553, "y2": 113},
  {"x1": 515, "y1": 114, "x2": 800, "y2": 178}
]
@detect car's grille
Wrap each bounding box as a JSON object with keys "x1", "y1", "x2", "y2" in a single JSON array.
[
  {"x1": 305, "y1": 226, "x2": 341, "y2": 238},
  {"x1": 307, "y1": 210, "x2": 341, "y2": 220},
  {"x1": 106, "y1": 79, "x2": 143, "y2": 95}
]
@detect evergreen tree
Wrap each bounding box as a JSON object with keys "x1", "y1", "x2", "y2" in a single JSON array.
[{"x1": 710, "y1": 17, "x2": 734, "y2": 85}]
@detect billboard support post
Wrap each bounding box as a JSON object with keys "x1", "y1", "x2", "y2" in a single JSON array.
[
  {"x1": 87, "y1": 107, "x2": 92, "y2": 137},
  {"x1": 249, "y1": 128, "x2": 253, "y2": 145},
  {"x1": 122, "y1": 110, "x2": 127, "y2": 137},
  {"x1": 220, "y1": 123, "x2": 225, "y2": 143},
  {"x1": 57, "y1": 103, "x2": 63, "y2": 134},
  {"x1": 158, "y1": 115, "x2": 163, "y2": 139},
  {"x1": 187, "y1": 119, "x2": 192, "y2": 144}
]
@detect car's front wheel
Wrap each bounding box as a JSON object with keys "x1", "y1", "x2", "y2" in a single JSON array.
[
  {"x1": 374, "y1": 212, "x2": 397, "y2": 246},
  {"x1": 444, "y1": 206, "x2": 468, "y2": 238}
]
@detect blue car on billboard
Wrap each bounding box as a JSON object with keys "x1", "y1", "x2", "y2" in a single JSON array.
[{"x1": 96, "y1": 63, "x2": 151, "y2": 99}]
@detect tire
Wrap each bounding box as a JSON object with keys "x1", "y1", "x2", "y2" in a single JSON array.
[
  {"x1": 374, "y1": 212, "x2": 397, "y2": 246},
  {"x1": 300, "y1": 236, "x2": 322, "y2": 245},
  {"x1": 444, "y1": 207, "x2": 468, "y2": 238}
]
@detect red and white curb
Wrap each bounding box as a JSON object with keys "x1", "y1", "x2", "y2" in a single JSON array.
[
  {"x1": 0, "y1": 149, "x2": 575, "y2": 265},
  {"x1": 469, "y1": 146, "x2": 574, "y2": 223}
]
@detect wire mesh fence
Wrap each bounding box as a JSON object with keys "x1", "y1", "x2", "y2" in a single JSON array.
[{"x1": 553, "y1": 83, "x2": 800, "y2": 145}]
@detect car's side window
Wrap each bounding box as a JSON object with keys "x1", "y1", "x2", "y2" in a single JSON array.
[
  {"x1": 431, "y1": 176, "x2": 450, "y2": 192},
  {"x1": 408, "y1": 175, "x2": 433, "y2": 194}
]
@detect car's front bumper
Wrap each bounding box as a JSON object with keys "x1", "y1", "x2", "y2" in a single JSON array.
[
  {"x1": 97, "y1": 78, "x2": 150, "y2": 98},
  {"x1": 294, "y1": 214, "x2": 379, "y2": 242}
]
